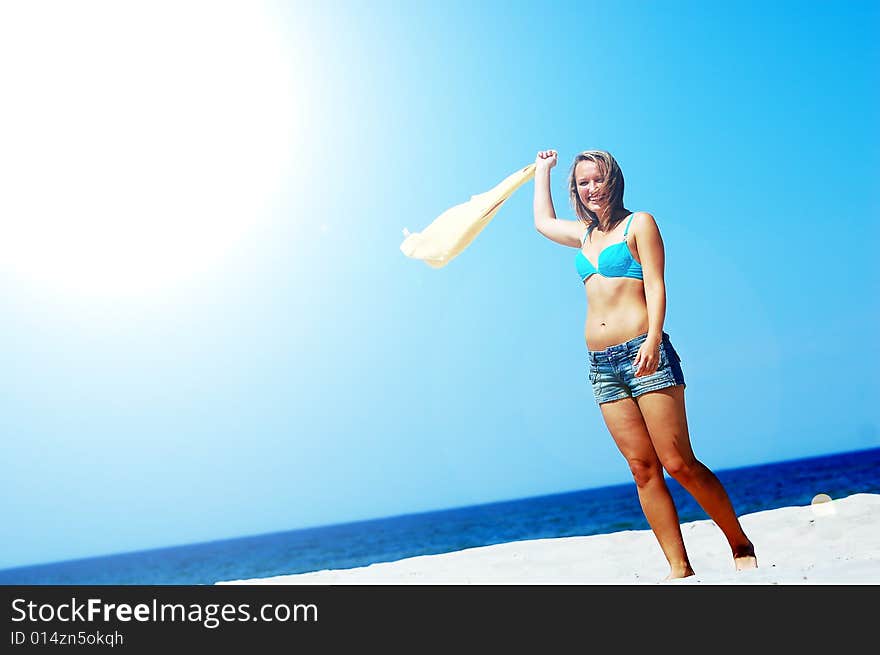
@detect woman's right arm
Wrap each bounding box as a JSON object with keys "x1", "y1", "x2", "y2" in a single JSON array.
[{"x1": 533, "y1": 149, "x2": 583, "y2": 248}]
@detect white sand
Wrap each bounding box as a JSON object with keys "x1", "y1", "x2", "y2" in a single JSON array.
[{"x1": 216, "y1": 492, "x2": 880, "y2": 585}]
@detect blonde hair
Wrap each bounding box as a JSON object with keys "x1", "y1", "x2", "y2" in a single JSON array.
[{"x1": 568, "y1": 150, "x2": 627, "y2": 231}]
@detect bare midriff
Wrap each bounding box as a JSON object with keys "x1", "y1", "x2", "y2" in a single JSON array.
[{"x1": 583, "y1": 277, "x2": 650, "y2": 351}]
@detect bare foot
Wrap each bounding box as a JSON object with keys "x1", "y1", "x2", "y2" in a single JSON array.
[
  {"x1": 663, "y1": 564, "x2": 695, "y2": 581},
  {"x1": 733, "y1": 542, "x2": 757, "y2": 571}
]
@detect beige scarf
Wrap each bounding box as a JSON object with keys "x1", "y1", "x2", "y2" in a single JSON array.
[{"x1": 400, "y1": 163, "x2": 536, "y2": 269}]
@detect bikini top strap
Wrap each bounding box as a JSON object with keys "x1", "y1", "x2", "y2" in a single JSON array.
[
  {"x1": 622, "y1": 212, "x2": 637, "y2": 238},
  {"x1": 582, "y1": 224, "x2": 593, "y2": 246}
]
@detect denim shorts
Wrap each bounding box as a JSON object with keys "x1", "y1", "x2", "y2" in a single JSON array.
[{"x1": 587, "y1": 331, "x2": 686, "y2": 404}]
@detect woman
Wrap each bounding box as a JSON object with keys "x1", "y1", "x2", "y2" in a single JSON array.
[{"x1": 532, "y1": 148, "x2": 756, "y2": 580}]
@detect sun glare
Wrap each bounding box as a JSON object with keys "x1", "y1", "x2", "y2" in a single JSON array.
[{"x1": 0, "y1": 1, "x2": 299, "y2": 298}]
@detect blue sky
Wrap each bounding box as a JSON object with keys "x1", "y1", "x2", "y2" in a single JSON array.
[{"x1": 0, "y1": 0, "x2": 877, "y2": 570}]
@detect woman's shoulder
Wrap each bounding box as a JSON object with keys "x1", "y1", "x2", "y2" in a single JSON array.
[{"x1": 628, "y1": 211, "x2": 658, "y2": 229}]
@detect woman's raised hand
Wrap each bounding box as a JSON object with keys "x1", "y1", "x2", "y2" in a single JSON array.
[{"x1": 535, "y1": 149, "x2": 557, "y2": 172}]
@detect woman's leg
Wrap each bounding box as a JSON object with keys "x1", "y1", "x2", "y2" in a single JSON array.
[
  {"x1": 634, "y1": 385, "x2": 757, "y2": 570},
  {"x1": 598, "y1": 396, "x2": 695, "y2": 579}
]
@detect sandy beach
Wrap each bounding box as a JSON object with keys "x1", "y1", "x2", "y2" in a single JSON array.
[{"x1": 216, "y1": 493, "x2": 880, "y2": 585}]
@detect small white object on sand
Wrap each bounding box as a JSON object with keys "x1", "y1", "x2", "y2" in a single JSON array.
[{"x1": 215, "y1": 493, "x2": 880, "y2": 585}]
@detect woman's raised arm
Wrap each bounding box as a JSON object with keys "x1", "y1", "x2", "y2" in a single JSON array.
[{"x1": 533, "y1": 149, "x2": 583, "y2": 248}]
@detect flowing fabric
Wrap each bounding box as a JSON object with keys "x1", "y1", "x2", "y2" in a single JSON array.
[{"x1": 400, "y1": 163, "x2": 536, "y2": 269}]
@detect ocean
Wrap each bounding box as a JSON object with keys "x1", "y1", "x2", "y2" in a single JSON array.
[{"x1": 1, "y1": 446, "x2": 878, "y2": 585}]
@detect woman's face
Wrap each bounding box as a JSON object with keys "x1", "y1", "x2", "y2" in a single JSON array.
[{"x1": 575, "y1": 160, "x2": 607, "y2": 213}]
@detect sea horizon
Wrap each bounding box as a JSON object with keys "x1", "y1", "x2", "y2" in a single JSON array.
[{"x1": 2, "y1": 445, "x2": 878, "y2": 585}]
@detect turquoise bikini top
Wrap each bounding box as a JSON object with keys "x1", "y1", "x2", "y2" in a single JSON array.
[{"x1": 575, "y1": 212, "x2": 643, "y2": 282}]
